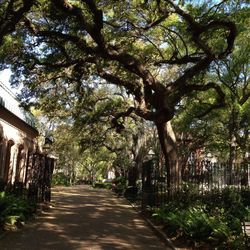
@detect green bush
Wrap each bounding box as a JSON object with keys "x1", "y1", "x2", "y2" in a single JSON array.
[
  {"x1": 93, "y1": 182, "x2": 112, "y2": 189},
  {"x1": 240, "y1": 188, "x2": 250, "y2": 207},
  {"x1": 52, "y1": 173, "x2": 71, "y2": 186},
  {"x1": 113, "y1": 176, "x2": 126, "y2": 188},
  {"x1": 0, "y1": 192, "x2": 34, "y2": 229},
  {"x1": 152, "y1": 187, "x2": 249, "y2": 248},
  {"x1": 154, "y1": 205, "x2": 230, "y2": 242}
]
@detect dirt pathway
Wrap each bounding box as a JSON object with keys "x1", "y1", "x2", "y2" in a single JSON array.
[{"x1": 0, "y1": 185, "x2": 171, "y2": 250}]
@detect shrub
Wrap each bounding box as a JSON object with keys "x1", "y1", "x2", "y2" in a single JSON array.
[
  {"x1": 154, "y1": 205, "x2": 230, "y2": 243},
  {"x1": 152, "y1": 187, "x2": 249, "y2": 248},
  {"x1": 240, "y1": 188, "x2": 250, "y2": 207},
  {"x1": 93, "y1": 182, "x2": 112, "y2": 189},
  {"x1": 52, "y1": 173, "x2": 71, "y2": 186},
  {"x1": 0, "y1": 192, "x2": 34, "y2": 230},
  {"x1": 112, "y1": 176, "x2": 127, "y2": 195}
]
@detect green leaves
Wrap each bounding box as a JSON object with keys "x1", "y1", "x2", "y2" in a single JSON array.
[
  {"x1": 0, "y1": 192, "x2": 34, "y2": 229},
  {"x1": 0, "y1": 1, "x2": 248, "y2": 188},
  {"x1": 153, "y1": 188, "x2": 250, "y2": 247}
]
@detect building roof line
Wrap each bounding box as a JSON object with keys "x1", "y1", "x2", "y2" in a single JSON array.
[
  {"x1": 0, "y1": 81, "x2": 37, "y2": 129},
  {"x1": 0, "y1": 81, "x2": 18, "y2": 100}
]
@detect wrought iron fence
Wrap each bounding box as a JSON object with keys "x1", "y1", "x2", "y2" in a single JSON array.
[
  {"x1": 141, "y1": 160, "x2": 250, "y2": 209},
  {"x1": 182, "y1": 161, "x2": 250, "y2": 192},
  {"x1": 27, "y1": 153, "x2": 54, "y2": 203},
  {"x1": 0, "y1": 153, "x2": 54, "y2": 204}
]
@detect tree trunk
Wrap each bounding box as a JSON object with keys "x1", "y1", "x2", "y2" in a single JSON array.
[
  {"x1": 128, "y1": 165, "x2": 138, "y2": 187},
  {"x1": 69, "y1": 161, "x2": 75, "y2": 185},
  {"x1": 156, "y1": 121, "x2": 180, "y2": 195}
]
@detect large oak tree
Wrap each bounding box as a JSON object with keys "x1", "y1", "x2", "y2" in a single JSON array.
[{"x1": 2, "y1": 0, "x2": 248, "y2": 190}]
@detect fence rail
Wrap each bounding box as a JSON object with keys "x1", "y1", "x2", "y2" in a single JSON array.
[
  {"x1": 141, "y1": 161, "x2": 250, "y2": 209},
  {"x1": 182, "y1": 161, "x2": 249, "y2": 192}
]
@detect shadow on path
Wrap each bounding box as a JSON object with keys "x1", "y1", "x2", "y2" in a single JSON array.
[{"x1": 0, "y1": 185, "x2": 170, "y2": 250}]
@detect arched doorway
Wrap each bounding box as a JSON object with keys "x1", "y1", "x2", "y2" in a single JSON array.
[
  {"x1": 15, "y1": 144, "x2": 25, "y2": 183},
  {"x1": 4, "y1": 140, "x2": 15, "y2": 183}
]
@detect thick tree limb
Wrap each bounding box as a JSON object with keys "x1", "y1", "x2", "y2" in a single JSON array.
[
  {"x1": 142, "y1": 13, "x2": 170, "y2": 30},
  {"x1": 36, "y1": 30, "x2": 97, "y2": 55},
  {"x1": 54, "y1": 0, "x2": 158, "y2": 89},
  {"x1": 196, "y1": 103, "x2": 225, "y2": 118},
  {"x1": 240, "y1": 91, "x2": 250, "y2": 105},
  {"x1": 0, "y1": 0, "x2": 35, "y2": 45},
  {"x1": 206, "y1": 20, "x2": 237, "y2": 58},
  {"x1": 111, "y1": 107, "x2": 135, "y2": 133},
  {"x1": 167, "y1": 57, "x2": 212, "y2": 93},
  {"x1": 166, "y1": 0, "x2": 236, "y2": 58},
  {"x1": 184, "y1": 82, "x2": 225, "y2": 102},
  {"x1": 155, "y1": 55, "x2": 203, "y2": 65},
  {"x1": 81, "y1": 0, "x2": 103, "y2": 30},
  {"x1": 98, "y1": 71, "x2": 143, "y2": 102},
  {"x1": 53, "y1": 0, "x2": 105, "y2": 48},
  {"x1": 184, "y1": 82, "x2": 226, "y2": 118},
  {"x1": 105, "y1": 50, "x2": 157, "y2": 88}
]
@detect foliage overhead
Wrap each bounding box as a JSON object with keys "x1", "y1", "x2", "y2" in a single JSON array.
[
  {"x1": 172, "y1": 6, "x2": 250, "y2": 162},
  {"x1": 0, "y1": 0, "x2": 249, "y2": 171},
  {"x1": 1, "y1": 0, "x2": 245, "y2": 128}
]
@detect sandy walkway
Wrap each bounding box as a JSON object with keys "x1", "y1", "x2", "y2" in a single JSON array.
[{"x1": 0, "y1": 185, "x2": 171, "y2": 250}]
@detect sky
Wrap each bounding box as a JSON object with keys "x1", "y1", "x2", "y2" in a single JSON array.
[
  {"x1": 0, "y1": 68, "x2": 12, "y2": 87},
  {"x1": 0, "y1": 69, "x2": 20, "y2": 94}
]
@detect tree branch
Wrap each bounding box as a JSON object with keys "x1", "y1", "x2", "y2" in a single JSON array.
[
  {"x1": 81, "y1": 0, "x2": 103, "y2": 30},
  {"x1": 111, "y1": 107, "x2": 135, "y2": 133},
  {"x1": 142, "y1": 13, "x2": 170, "y2": 30},
  {"x1": 36, "y1": 30, "x2": 97, "y2": 54},
  {"x1": 166, "y1": 0, "x2": 236, "y2": 58},
  {"x1": 0, "y1": 0, "x2": 35, "y2": 45},
  {"x1": 185, "y1": 82, "x2": 225, "y2": 101},
  {"x1": 155, "y1": 55, "x2": 203, "y2": 65},
  {"x1": 184, "y1": 82, "x2": 226, "y2": 118},
  {"x1": 98, "y1": 71, "x2": 143, "y2": 103},
  {"x1": 240, "y1": 91, "x2": 250, "y2": 105},
  {"x1": 206, "y1": 20, "x2": 237, "y2": 58},
  {"x1": 53, "y1": 0, "x2": 105, "y2": 48},
  {"x1": 167, "y1": 56, "x2": 212, "y2": 93}
]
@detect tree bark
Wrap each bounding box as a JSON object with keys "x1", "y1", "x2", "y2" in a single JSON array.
[{"x1": 156, "y1": 121, "x2": 180, "y2": 195}]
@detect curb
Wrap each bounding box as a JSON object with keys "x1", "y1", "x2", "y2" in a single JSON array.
[
  {"x1": 119, "y1": 195, "x2": 176, "y2": 250},
  {"x1": 140, "y1": 211, "x2": 176, "y2": 250}
]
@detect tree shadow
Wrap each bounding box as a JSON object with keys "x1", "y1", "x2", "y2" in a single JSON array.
[{"x1": 0, "y1": 185, "x2": 168, "y2": 249}]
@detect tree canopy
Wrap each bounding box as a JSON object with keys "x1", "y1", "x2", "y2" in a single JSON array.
[
  {"x1": 0, "y1": 0, "x2": 249, "y2": 185},
  {"x1": 4, "y1": 0, "x2": 240, "y2": 123}
]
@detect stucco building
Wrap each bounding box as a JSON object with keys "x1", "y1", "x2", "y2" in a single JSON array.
[{"x1": 0, "y1": 81, "x2": 54, "y2": 200}]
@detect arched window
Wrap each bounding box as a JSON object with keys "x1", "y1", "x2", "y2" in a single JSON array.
[
  {"x1": 15, "y1": 145, "x2": 24, "y2": 183},
  {"x1": 24, "y1": 150, "x2": 32, "y2": 187},
  {"x1": 4, "y1": 140, "x2": 14, "y2": 183}
]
